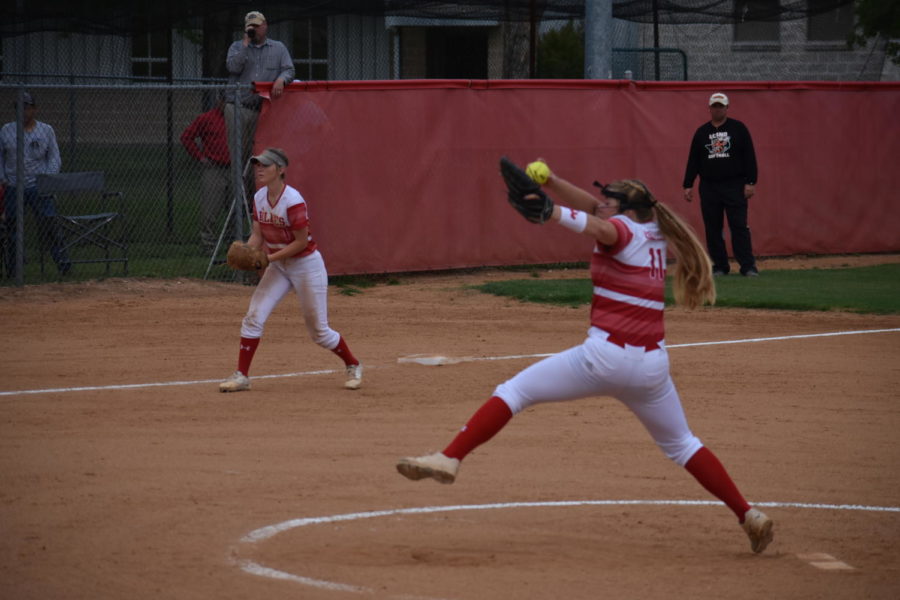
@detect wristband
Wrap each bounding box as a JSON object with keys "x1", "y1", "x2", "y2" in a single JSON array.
[{"x1": 556, "y1": 207, "x2": 588, "y2": 233}]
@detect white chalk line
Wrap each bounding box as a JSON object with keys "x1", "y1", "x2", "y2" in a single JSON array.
[
  {"x1": 236, "y1": 499, "x2": 900, "y2": 595},
  {"x1": 236, "y1": 561, "x2": 371, "y2": 594},
  {"x1": 397, "y1": 328, "x2": 900, "y2": 365},
  {"x1": 0, "y1": 368, "x2": 341, "y2": 397},
  {"x1": 667, "y1": 327, "x2": 900, "y2": 348},
  {"x1": 3, "y1": 327, "x2": 898, "y2": 397},
  {"x1": 235, "y1": 560, "x2": 449, "y2": 599}
]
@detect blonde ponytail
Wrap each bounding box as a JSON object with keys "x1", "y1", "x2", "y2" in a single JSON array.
[
  {"x1": 604, "y1": 179, "x2": 715, "y2": 309},
  {"x1": 653, "y1": 201, "x2": 716, "y2": 309}
]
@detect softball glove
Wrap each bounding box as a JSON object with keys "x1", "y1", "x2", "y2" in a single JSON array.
[
  {"x1": 499, "y1": 156, "x2": 554, "y2": 224},
  {"x1": 226, "y1": 241, "x2": 269, "y2": 271}
]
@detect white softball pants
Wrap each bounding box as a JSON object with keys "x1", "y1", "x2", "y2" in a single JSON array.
[
  {"x1": 240, "y1": 250, "x2": 341, "y2": 350},
  {"x1": 493, "y1": 327, "x2": 703, "y2": 466}
]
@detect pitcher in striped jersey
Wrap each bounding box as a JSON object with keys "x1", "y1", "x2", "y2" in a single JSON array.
[{"x1": 397, "y1": 163, "x2": 773, "y2": 554}]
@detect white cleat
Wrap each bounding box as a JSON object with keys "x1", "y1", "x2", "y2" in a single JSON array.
[
  {"x1": 742, "y1": 508, "x2": 774, "y2": 553},
  {"x1": 219, "y1": 371, "x2": 250, "y2": 392},
  {"x1": 344, "y1": 363, "x2": 363, "y2": 390},
  {"x1": 396, "y1": 452, "x2": 460, "y2": 484}
]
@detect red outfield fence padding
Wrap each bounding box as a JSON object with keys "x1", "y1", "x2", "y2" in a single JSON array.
[{"x1": 254, "y1": 80, "x2": 900, "y2": 276}]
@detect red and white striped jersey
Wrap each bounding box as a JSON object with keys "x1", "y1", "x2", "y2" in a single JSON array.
[
  {"x1": 252, "y1": 184, "x2": 317, "y2": 259},
  {"x1": 589, "y1": 215, "x2": 667, "y2": 347}
]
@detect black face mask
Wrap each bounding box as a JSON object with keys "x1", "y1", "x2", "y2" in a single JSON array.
[
  {"x1": 593, "y1": 181, "x2": 627, "y2": 202},
  {"x1": 594, "y1": 180, "x2": 653, "y2": 212}
]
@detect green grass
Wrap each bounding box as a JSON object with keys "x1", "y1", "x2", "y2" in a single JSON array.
[
  {"x1": 472, "y1": 263, "x2": 900, "y2": 315},
  {"x1": 712, "y1": 264, "x2": 899, "y2": 313},
  {"x1": 476, "y1": 278, "x2": 592, "y2": 308}
]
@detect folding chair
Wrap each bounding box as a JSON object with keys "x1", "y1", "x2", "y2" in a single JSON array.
[{"x1": 35, "y1": 172, "x2": 128, "y2": 276}]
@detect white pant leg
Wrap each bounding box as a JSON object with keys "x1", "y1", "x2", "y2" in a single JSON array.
[
  {"x1": 240, "y1": 264, "x2": 293, "y2": 338},
  {"x1": 494, "y1": 343, "x2": 611, "y2": 414},
  {"x1": 284, "y1": 251, "x2": 341, "y2": 350},
  {"x1": 497, "y1": 330, "x2": 702, "y2": 467},
  {"x1": 615, "y1": 366, "x2": 703, "y2": 466}
]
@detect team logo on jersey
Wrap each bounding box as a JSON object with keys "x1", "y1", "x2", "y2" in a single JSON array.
[
  {"x1": 257, "y1": 211, "x2": 288, "y2": 227},
  {"x1": 706, "y1": 132, "x2": 731, "y2": 158}
]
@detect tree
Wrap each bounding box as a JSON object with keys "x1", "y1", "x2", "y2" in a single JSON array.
[
  {"x1": 536, "y1": 20, "x2": 584, "y2": 79},
  {"x1": 849, "y1": 0, "x2": 900, "y2": 65}
]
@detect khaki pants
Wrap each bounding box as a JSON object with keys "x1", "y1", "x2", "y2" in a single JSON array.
[{"x1": 224, "y1": 102, "x2": 260, "y2": 200}]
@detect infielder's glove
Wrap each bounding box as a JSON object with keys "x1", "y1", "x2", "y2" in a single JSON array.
[
  {"x1": 499, "y1": 156, "x2": 554, "y2": 224},
  {"x1": 226, "y1": 241, "x2": 269, "y2": 271}
]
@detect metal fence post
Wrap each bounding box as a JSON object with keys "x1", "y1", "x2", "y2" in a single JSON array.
[
  {"x1": 228, "y1": 83, "x2": 246, "y2": 242},
  {"x1": 13, "y1": 87, "x2": 26, "y2": 285}
]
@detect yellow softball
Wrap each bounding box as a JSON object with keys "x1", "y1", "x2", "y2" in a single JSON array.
[{"x1": 525, "y1": 160, "x2": 550, "y2": 184}]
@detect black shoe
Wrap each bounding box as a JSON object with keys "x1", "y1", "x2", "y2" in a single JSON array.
[
  {"x1": 741, "y1": 268, "x2": 759, "y2": 277},
  {"x1": 712, "y1": 269, "x2": 728, "y2": 277}
]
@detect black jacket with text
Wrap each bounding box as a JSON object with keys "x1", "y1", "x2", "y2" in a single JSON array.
[{"x1": 683, "y1": 118, "x2": 758, "y2": 187}]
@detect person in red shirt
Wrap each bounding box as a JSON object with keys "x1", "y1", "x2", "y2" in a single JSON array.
[
  {"x1": 181, "y1": 94, "x2": 232, "y2": 254},
  {"x1": 397, "y1": 161, "x2": 774, "y2": 555}
]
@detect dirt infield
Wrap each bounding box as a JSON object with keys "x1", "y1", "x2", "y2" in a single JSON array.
[{"x1": 2, "y1": 255, "x2": 899, "y2": 599}]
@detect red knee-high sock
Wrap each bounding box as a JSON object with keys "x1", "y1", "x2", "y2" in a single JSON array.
[
  {"x1": 684, "y1": 446, "x2": 752, "y2": 521},
  {"x1": 442, "y1": 396, "x2": 514, "y2": 461},
  {"x1": 237, "y1": 336, "x2": 260, "y2": 376},
  {"x1": 331, "y1": 336, "x2": 359, "y2": 366}
]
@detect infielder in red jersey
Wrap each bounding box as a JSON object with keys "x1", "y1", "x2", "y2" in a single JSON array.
[
  {"x1": 397, "y1": 166, "x2": 774, "y2": 554},
  {"x1": 219, "y1": 147, "x2": 362, "y2": 392}
]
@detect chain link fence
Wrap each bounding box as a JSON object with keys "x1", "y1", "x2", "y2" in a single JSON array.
[
  {"x1": 1, "y1": 1, "x2": 891, "y2": 285},
  {"x1": 1, "y1": 82, "x2": 256, "y2": 286}
]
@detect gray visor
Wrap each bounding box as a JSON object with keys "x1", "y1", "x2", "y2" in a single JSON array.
[{"x1": 250, "y1": 148, "x2": 288, "y2": 167}]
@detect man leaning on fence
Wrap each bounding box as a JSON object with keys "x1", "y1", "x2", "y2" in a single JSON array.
[
  {"x1": 0, "y1": 92, "x2": 71, "y2": 278},
  {"x1": 181, "y1": 93, "x2": 233, "y2": 255},
  {"x1": 225, "y1": 10, "x2": 295, "y2": 199}
]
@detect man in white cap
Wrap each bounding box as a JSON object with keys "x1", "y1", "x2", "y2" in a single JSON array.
[
  {"x1": 682, "y1": 92, "x2": 759, "y2": 277},
  {"x1": 225, "y1": 10, "x2": 295, "y2": 199}
]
